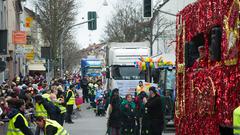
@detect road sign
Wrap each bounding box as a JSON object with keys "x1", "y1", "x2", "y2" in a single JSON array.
[
  {"x1": 25, "y1": 17, "x2": 33, "y2": 28},
  {"x1": 13, "y1": 31, "x2": 27, "y2": 44},
  {"x1": 26, "y1": 51, "x2": 34, "y2": 60},
  {"x1": 24, "y1": 45, "x2": 34, "y2": 53},
  {"x1": 16, "y1": 45, "x2": 33, "y2": 54}
]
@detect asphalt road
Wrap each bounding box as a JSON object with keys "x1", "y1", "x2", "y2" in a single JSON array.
[
  {"x1": 64, "y1": 103, "x2": 175, "y2": 135},
  {"x1": 64, "y1": 103, "x2": 107, "y2": 135}
]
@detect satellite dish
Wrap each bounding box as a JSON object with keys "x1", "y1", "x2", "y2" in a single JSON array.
[{"x1": 0, "y1": 61, "x2": 6, "y2": 73}]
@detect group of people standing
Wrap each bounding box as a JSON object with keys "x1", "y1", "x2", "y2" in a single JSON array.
[
  {"x1": 0, "y1": 74, "x2": 81, "y2": 135},
  {"x1": 80, "y1": 76, "x2": 102, "y2": 109},
  {"x1": 106, "y1": 86, "x2": 164, "y2": 135}
]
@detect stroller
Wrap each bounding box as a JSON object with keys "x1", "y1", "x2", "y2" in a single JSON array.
[{"x1": 96, "y1": 95, "x2": 105, "y2": 116}]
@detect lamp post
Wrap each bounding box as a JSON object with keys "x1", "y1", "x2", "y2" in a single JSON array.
[
  {"x1": 60, "y1": 19, "x2": 95, "y2": 78},
  {"x1": 60, "y1": 1, "x2": 108, "y2": 78}
]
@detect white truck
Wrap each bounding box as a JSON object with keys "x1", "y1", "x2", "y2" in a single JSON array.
[{"x1": 106, "y1": 42, "x2": 150, "y2": 97}]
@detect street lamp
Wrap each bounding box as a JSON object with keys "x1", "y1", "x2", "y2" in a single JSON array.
[
  {"x1": 60, "y1": 19, "x2": 95, "y2": 78},
  {"x1": 59, "y1": 1, "x2": 108, "y2": 78},
  {"x1": 103, "y1": 0, "x2": 108, "y2": 6}
]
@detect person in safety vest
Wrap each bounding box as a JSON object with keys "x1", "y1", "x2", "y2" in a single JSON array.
[
  {"x1": 64, "y1": 84, "x2": 75, "y2": 124},
  {"x1": 234, "y1": 106, "x2": 240, "y2": 134},
  {"x1": 35, "y1": 116, "x2": 69, "y2": 135},
  {"x1": 136, "y1": 81, "x2": 145, "y2": 95},
  {"x1": 42, "y1": 89, "x2": 51, "y2": 101},
  {"x1": 54, "y1": 94, "x2": 66, "y2": 126},
  {"x1": 7, "y1": 99, "x2": 33, "y2": 135},
  {"x1": 35, "y1": 95, "x2": 61, "y2": 122},
  {"x1": 49, "y1": 87, "x2": 66, "y2": 126},
  {"x1": 35, "y1": 95, "x2": 61, "y2": 135}
]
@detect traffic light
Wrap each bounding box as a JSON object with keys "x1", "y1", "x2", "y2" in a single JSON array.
[
  {"x1": 143, "y1": 0, "x2": 152, "y2": 18},
  {"x1": 0, "y1": 30, "x2": 8, "y2": 55},
  {"x1": 88, "y1": 11, "x2": 97, "y2": 30}
]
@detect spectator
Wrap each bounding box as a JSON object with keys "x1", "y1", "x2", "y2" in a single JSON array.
[
  {"x1": 120, "y1": 94, "x2": 137, "y2": 135},
  {"x1": 65, "y1": 85, "x2": 75, "y2": 124},
  {"x1": 35, "y1": 116, "x2": 69, "y2": 135},
  {"x1": 144, "y1": 86, "x2": 164, "y2": 135},
  {"x1": 106, "y1": 88, "x2": 121, "y2": 135},
  {"x1": 81, "y1": 76, "x2": 89, "y2": 103},
  {"x1": 7, "y1": 99, "x2": 33, "y2": 135}
]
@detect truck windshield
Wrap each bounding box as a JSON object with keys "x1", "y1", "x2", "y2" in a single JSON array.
[{"x1": 111, "y1": 66, "x2": 144, "y2": 80}]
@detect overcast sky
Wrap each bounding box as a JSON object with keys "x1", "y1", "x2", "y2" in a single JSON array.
[
  {"x1": 74, "y1": 0, "x2": 115, "y2": 48},
  {"x1": 25, "y1": 0, "x2": 196, "y2": 49}
]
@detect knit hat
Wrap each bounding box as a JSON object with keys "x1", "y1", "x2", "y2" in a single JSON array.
[{"x1": 149, "y1": 86, "x2": 157, "y2": 94}]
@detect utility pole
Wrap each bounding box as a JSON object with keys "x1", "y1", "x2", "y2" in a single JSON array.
[{"x1": 149, "y1": 0, "x2": 169, "y2": 56}]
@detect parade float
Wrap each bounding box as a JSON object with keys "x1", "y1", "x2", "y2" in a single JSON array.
[
  {"x1": 135, "y1": 54, "x2": 176, "y2": 130},
  {"x1": 175, "y1": 0, "x2": 240, "y2": 134},
  {"x1": 134, "y1": 54, "x2": 175, "y2": 86}
]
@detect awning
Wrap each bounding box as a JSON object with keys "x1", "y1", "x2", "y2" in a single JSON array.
[{"x1": 28, "y1": 64, "x2": 46, "y2": 71}]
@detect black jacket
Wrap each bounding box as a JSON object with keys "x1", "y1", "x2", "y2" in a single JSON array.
[
  {"x1": 45, "y1": 125, "x2": 58, "y2": 135},
  {"x1": 145, "y1": 95, "x2": 164, "y2": 120},
  {"x1": 80, "y1": 79, "x2": 88, "y2": 89},
  {"x1": 41, "y1": 99, "x2": 61, "y2": 121},
  {"x1": 108, "y1": 97, "x2": 121, "y2": 128}
]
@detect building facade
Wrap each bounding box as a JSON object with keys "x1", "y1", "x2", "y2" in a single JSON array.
[
  {"x1": 0, "y1": 0, "x2": 23, "y2": 83},
  {"x1": 0, "y1": 0, "x2": 6, "y2": 83}
]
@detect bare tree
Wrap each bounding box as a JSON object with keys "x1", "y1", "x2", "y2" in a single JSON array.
[
  {"x1": 35, "y1": 0, "x2": 77, "y2": 76},
  {"x1": 63, "y1": 40, "x2": 80, "y2": 71},
  {"x1": 103, "y1": 0, "x2": 174, "y2": 55},
  {"x1": 158, "y1": 28, "x2": 176, "y2": 53},
  {"x1": 103, "y1": 1, "x2": 144, "y2": 42}
]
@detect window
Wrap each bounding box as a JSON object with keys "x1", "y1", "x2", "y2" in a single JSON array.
[
  {"x1": 185, "y1": 33, "x2": 205, "y2": 67},
  {"x1": 111, "y1": 65, "x2": 144, "y2": 80}
]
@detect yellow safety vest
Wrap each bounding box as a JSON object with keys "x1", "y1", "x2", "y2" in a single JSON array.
[
  {"x1": 234, "y1": 106, "x2": 240, "y2": 134},
  {"x1": 35, "y1": 103, "x2": 48, "y2": 118},
  {"x1": 44, "y1": 119, "x2": 69, "y2": 135},
  {"x1": 136, "y1": 85, "x2": 145, "y2": 94},
  {"x1": 55, "y1": 98, "x2": 66, "y2": 114},
  {"x1": 66, "y1": 90, "x2": 75, "y2": 105},
  {"x1": 7, "y1": 113, "x2": 29, "y2": 135},
  {"x1": 42, "y1": 93, "x2": 51, "y2": 101}
]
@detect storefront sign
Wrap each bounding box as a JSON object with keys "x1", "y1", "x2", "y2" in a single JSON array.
[{"x1": 13, "y1": 31, "x2": 27, "y2": 44}]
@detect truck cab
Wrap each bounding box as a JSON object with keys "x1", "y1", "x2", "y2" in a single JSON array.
[
  {"x1": 81, "y1": 56, "x2": 102, "y2": 77},
  {"x1": 106, "y1": 42, "x2": 150, "y2": 97}
]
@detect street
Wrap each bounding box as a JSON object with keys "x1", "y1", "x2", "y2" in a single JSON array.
[
  {"x1": 64, "y1": 103, "x2": 175, "y2": 135},
  {"x1": 65, "y1": 104, "x2": 107, "y2": 135}
]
